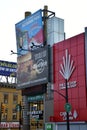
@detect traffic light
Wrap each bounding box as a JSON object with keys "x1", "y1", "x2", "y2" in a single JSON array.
[
  {"x1": 16, "y1": 104, "x2": 21, "y2": 111},
  {"x1": 1, "y1": 103, "x2": 6, "y2": 114}
]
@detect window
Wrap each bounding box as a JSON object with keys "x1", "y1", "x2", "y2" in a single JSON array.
[
  {"x1": 4, "y1": 94, "x2": 8, "y2": 104},
  {"x1": 13, "y1": 94, "x2": 18, "y2": 104},
  {"x1": 1, "y1": 108, "x2": 8, "y2": 121},
  {"x1": 12, "y1": 109, "x2": 17, "y2": 120}
]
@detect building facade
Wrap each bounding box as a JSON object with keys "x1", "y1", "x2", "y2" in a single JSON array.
[
  {"x1": 0, "y1": 83, "x2": 22, "y2": 130},
  {"x1": 15, "y1": 6, "x2": 65, "y2": 130},
  {"x1": 15, "y1": 5, "x2": 87, "y2": 130},
  {"x1": 48, "y1": 28, "x2": 87, "y2": 130},
  {"x1": 0, "y1": 60, "x2": 22, "y2": 130}
]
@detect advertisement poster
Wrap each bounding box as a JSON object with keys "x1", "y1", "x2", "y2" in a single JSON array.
[
  {"x1": 17, "y1": 46, "x2": 48, "y2": 89},
  {"x1": 15, "y1": 9, "x2": 43, "y2": 55},
  {"x1": 0, "y1": 60, "x2": 17, "y2": 77}
]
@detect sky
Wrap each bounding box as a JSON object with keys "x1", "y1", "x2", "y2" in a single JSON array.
[{"x1": 0, "y1": 0, "x2": 87, "y2": 62}]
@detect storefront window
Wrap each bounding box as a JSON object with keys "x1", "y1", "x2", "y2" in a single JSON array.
[{"x1": 30, "y1": 101, "x2": 43, "y2": 130}]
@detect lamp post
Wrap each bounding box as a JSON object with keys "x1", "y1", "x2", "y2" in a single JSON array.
[
  {"x1": 59, "y1": 49, "x2": 75, "y2": 130},
  {"x1": 51, "y1": 80, "x2": 70, "y2": 130},
  {"x1": 65, "y1": 79, "x2": 70, "y2": 130}
]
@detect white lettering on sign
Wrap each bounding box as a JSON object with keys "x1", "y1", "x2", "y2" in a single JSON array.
[
  {"x1": 32, "y1": 115, "x2": 39, "y2": 119},
  {"x1": 59, "y1": 81, "x2": 77, "y2": 89},
  {"x1": 0, "y1": 122, "x2": 19, "y2": 128},
  {"x1": 60, "y1": 110, "x2": 78, "y2": 121},
  {"x1": 27, "y1": 110, "x2": 43, "y2": 115}
]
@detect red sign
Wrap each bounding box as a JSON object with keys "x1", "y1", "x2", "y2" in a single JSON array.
[{"x1": 52, "y1": 33, "x2": 87, "y2": 122}]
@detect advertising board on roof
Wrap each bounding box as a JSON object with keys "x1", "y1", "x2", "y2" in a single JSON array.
[
  {"x1": 0, "y1": 60, "x2": 17, "y2": 77},
  {"x1": 15, "y1": 9, "x2": 43, "y2": 54},
  {"x1": 15, "y1": 9, "x2": 47, "y2": 89}
]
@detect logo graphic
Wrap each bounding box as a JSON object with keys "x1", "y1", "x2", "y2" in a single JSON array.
[
  {"x1": 33, "y1": 59, "x2": 47, "y2": 74},
  {"x1": 59, "y1": 49, "x2": 75, "y2": 80},
  {"x1": 60, "y1": 110, "x2": 78, "y2": 120}
]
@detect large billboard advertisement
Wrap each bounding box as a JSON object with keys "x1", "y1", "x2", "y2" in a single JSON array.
[
  {"x1": 52, "y1": 33, "x2": 87, "y2": 122},
  {"x1": 15, "y1": 9, "x2": 43, "y2": 54},
  {"x1": 15, "y1": 9, "x2": 47, "y2": 89},
  {"x1": 17, "y1": 46, "x2": 48, "y2": 89},
  {"x1": 0, "y1": 60, "x2": 17, "y2": 77}
]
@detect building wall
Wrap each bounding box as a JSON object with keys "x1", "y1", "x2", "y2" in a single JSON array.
[
  {"x1": 45, "y1": 99, "x2": 54, "y2": 122},
  {"x1": 0, "y1": 84, "x2": 22, "y2": 129},
  {"x1": 47, "y1": 17, "x2": 64, "y2": 46},
  {"x1": 52, "y1": 33, "x2": 87, "y2": 122}
]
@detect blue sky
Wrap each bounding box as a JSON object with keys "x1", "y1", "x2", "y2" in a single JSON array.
[{"x1": 0, "y1": 0, "x2": 87, "y2": 62}]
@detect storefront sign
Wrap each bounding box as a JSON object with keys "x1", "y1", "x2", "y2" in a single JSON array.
[
  {"x1": 60, "y1": 110, "x2": 78, "y2": 121},
  {"x1": 28, "y1": 95, "x2": 43, "y2": 102},
  {"x1": 46, "y1": 124, "x2": 53, "y2": 130},
  {"x1": 27, "y1": 110, "x2": 43, "y2": 115},
  {"x1": 0, "y1": 122, "x2": 19, "y2": 128},
  {"x1": 59, "y1": 81, "x2": 77, "y2": 89},
  {"x1": 27, "y1": 110, "x2": 43, "y2": 120}
]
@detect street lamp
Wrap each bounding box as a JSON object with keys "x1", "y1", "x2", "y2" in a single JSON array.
[
  {"x1": 51, "y1": 49, "x2": 75, "y2": 130},
  {"x1": 65, "y1": 79, "x2": 70, "y2": 130},
  {"x1": 51, "y1": 88, "x2": 66, "y2": 100},
  {"x1": 51, "y1": 79, "x2": 70, "y2": 130},
  {"x1": 59, "y1": 49, "x2": 75, "y2": 130}
]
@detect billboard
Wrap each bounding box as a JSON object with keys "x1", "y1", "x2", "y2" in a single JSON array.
[
  {"x1": 17, "y1": 46, "x2": 48, "y2": 89},
  {"x1": 0, "y1": 60, "x2": 17, "y2": 77},
  {"x1": 52, "y1": 33, "x2": 87, "y2": 122},
  {"x1": 15, "y1": 9, "x2": 44, "y2": 54}
]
